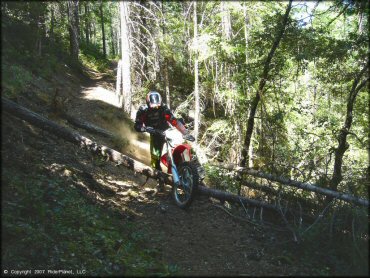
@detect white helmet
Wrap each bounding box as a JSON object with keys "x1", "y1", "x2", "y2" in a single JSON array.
[{"x1": 146, "y1": 91, "x2": 162, "y2": 109}]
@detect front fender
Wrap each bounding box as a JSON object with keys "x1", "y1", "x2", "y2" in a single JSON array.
[{"x1": 172, "y1": 144, "x2": 192, "y2": 166}]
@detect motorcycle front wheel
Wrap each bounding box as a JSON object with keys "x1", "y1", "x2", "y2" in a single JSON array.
[{"x1": 172, "y1": 161, "x2": 199, "y2": 209}]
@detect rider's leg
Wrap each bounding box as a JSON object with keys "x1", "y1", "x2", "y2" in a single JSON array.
[
  {"x1": 150, "y1": 135, "x2": 164, "y2": 171},
  {"x1": 150, "y1": 135, "x2": 165, "y2": 191}
]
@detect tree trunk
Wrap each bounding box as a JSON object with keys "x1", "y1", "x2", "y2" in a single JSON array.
[
  {"x1": 120, "y1": 1, "x2": 132, "y2": 115},
  {"x1": 245, "y1": 168, "x2": 369, "y2": 207},
  {"x1": 234, "y1": 119, "x2": 243, "y2": 165},
  {"x1": 100, "y1": 0, "x2": 106, "y2": 58},
  {"x1": 140, "y1": 0, "x2": 148, "y2": 75},
  {"x1": 84, "y1": 2, "x2": 89, "y2": 45},
  {"x1": 243, "y1": 2, "x2": 250, "y2": 64},
  {"x1": 93, "y1": 21, "x2": 96, "y2": 45},
  {"x1": 78, "y1": 2, "x2": 83, "y2": 44},
  {"x1": 193, "y1": 1, "x2": 200, "y2": 142},
  {"x1": 50, "y1": 4, "x2": 55, "y2": 43},
  {"x1": 164, "y1": 59, "x2": 170, "y2": 108},
  {"x1": 221, "y1": 1, "x2": 231, "y2": 40},
  {"x1": 117, "y1": 14, "x2": 121, "y2": 57},
  {"x1": 90, "y1": 11, "x2": 93, "y2": 44},
  {"x1": 116, "y1": 59, "x2": 122, "y2": 97},
  {"x1": 36, "y1": 13, "x2": 45, "y2": 56},
  {"x1": 68, "y1": 0, "x2": 80, "y2": 66},
  {"x1": 110, "y1": 19, "x2": 115, "y2": 57},
  {"x1": 211, "y1": 162, "x2": 369, "y2": 207},
  {"x1": 244, "y1": 3, "x2": 252, "y2": 167},
  {"x1": 198, "y1": 183, "x2": 277, "y2": 211},
  {"x1": 29, "y1": 3, "x2": 46, "y2": 57},
  {"x1": 240, "y1": 0, "x2": 292, "y2": 167},
  {"x1": 327, "y1": 64, "x2": 369, "y2": 196},
  {"x1": 161, "y1": 3, "x2": 171, "y2": 108}
]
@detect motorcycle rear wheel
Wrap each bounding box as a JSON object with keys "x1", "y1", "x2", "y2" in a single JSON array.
[{"x1": 172, "y1": 161, "x2": 199, "y2": 209}]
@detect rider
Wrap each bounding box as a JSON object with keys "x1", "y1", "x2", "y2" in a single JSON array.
[{"x1": 134, "y1": 91, "x2": 194, "y2": 191}]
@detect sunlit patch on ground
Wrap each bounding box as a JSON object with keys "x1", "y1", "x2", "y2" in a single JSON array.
[{"x1": 82, "y1": 86, "x2": 121, "y2": 107}]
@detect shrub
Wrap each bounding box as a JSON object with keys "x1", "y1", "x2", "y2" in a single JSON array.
[{"x1": 2, "y1": 63, "x2": 33, "y2": 97}]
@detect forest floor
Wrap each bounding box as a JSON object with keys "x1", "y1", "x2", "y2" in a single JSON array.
[{"x1": 2, "y1": 62, "x2": 336, "y2": 276}]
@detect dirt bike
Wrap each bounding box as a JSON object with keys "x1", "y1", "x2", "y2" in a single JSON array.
[{"x1": 145, "y1": 125, "x2": 205, "y2": 209}]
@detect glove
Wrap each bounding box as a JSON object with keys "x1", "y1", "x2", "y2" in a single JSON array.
[
  {"x1": 146, "y1": 127, "x2": 155, "y2": 134},
  {"x1": 183, "y1": 133, "x2": 195, "y2": 142},
  {"x1": 140, "y1": 126, "x2": 146, "y2": 132}
]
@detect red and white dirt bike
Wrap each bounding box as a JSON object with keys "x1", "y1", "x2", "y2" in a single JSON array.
[{"x1": 145, "y1": 124, "x2": 205, "y2": 209}]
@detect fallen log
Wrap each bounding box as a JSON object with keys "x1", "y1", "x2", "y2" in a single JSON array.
[
  {"x1": 2, "y1": 97, "x2": 170, "y2": 184},
  {"x1": 209, "y1": 163, "x2": 369, "y2": 207},
  {"x1": 241, "y1": 180, "x2": 318, "y2": 211},
  {"x1": 2, "y1": 97, "x2": 277, "y2": 211},
  {"x1": 198, "y1": 183, "x2": 277, "y2": 211},
  {"x1": 243, "y1": 169, "x2": 368, "y2": 207}
]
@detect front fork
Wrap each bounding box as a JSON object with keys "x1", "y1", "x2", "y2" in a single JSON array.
[{"x1": 165, "y1": 141, "x2": 180, "y2": 185}]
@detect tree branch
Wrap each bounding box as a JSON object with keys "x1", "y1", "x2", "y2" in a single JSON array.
[{"x1": 326, "y1": 4, "x2": 350, "y2": 27}]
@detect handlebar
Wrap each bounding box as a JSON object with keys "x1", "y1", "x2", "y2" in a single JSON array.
[
  {"x1": 144, "y1": 127, "x2": 195, "y2": 142},
  {"x1": 183, "y1": 133, "x2": 195, "y2": 142}
]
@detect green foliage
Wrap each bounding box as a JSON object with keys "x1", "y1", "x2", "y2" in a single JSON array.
[
  {"x1": 79, "y1": 52, "x2": 111, "y2": 74},
  {"x1": 200, "y1": 119, "x2": 242, "y2": 163},
  {"x1": 79, "y1": 41, "x2": 113, "y2": 75},
  {"x1": 2, "y1": 167, "x2": 173, "y2": 276},
  {"x1": 1, "y1": 0, "x2": 367, "y2": 199},
  {"x1": 1, "y1": 63, "x2": 33, "y2": 97},
  {"x1": 204, "y1": 165, "x2": 240, "y2": 194},
  {"x1": 1, "y1": 0, "x2": 368, "y2": 274},
  {"x1": 293, "y1": 206, "x2": 369, "y2": 276}
]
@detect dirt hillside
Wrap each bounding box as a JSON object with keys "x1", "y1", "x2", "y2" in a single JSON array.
[{"x1": 2, "y1": 64, "x2": 320, "y2": 276}]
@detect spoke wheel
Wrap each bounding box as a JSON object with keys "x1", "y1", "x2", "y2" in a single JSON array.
[{"x1": 172, "y1": 161, "x2": 199, "y2": 209}]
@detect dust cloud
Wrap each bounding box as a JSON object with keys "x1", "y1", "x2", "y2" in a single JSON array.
[
  {"x1": 80, "y1": 78, "x2": 152, "y2": 166},
  {"x1": 117, "y1": 120, "x2": 151, "y2": 166}
]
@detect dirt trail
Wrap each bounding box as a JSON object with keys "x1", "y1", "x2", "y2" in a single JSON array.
[
  {"x1": 66, "y1": 68, "x2": 151, "y2": 166},
  {"x1": 6, "y1": 65, "x2": 315, "y2": 276}
]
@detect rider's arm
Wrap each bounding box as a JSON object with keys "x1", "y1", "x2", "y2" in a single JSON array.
[
  {"x1": 134, "y1": 105, "x2": 147, "y2": 132},
  {"x1": 163, "y1": 106, "x2": 188, "y2": 135}
]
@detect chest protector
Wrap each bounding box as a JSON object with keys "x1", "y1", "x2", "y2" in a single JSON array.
[{"x1": 136, "y1": 104, "x2": 172, "y2": 130}]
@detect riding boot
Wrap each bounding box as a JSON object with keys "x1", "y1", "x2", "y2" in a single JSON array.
[
  {"x1": 157, "y1": 176, "x2": 165, "y2": 193},
  {"x1": 154, "y1": 160, "x2": 165, "y2": 192}
]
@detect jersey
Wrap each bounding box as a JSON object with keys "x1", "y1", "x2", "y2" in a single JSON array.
[{"x1": 134, "y1": 104, "x2": 177, "y2": 132}]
